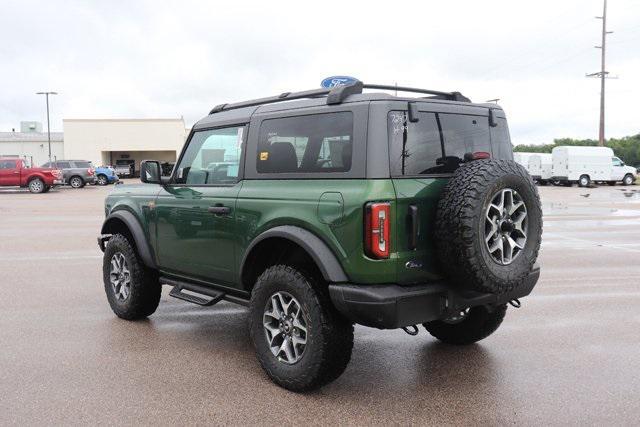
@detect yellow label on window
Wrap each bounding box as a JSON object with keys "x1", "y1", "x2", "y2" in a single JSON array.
[{"x1": 259, "y1": 152, "x2": 269, "y2": 161}]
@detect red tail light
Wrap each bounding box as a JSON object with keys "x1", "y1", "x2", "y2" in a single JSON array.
[
  {"x1": 364, "y1": 202, "x2": 391, "y2": 259},
  {"x1": 88, "y1": 168, "x2": 95, "y2": 175}
]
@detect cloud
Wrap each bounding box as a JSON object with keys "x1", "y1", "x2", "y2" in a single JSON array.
[{"x1": 1, "y1": 0, "x2": 639, "y2": 144}]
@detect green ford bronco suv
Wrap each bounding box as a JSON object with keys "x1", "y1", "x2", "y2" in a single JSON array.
[{"x1": 98, "y1": 81, "x2": 542, "y2": 391}]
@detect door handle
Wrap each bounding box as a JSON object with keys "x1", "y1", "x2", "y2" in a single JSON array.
[
  {"x1": 407, "y1": 205, "x2": 419, "y2": 250},
  {"x1": 208, "y1": 205, "x2": 231, "y2": 215}
]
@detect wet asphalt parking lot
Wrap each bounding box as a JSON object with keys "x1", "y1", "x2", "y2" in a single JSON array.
[{"x1": 1, "y1": 181, "x2": 639, "y2": 425}]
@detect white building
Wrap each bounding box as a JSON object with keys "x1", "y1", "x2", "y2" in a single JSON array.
[
  {"x1": 63, "y1": 118, "x2": 187, "y2": 174},
  {"x1": 0, "y1": 123, "x2": 64, "y2": 167}
]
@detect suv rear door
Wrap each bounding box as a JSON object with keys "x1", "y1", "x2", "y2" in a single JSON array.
[
  {"x1": 154, "y1": 125, "x2": 246, "y2": 285},
  {"x1": 388, "y1": 105, "x2": 495, "y2": 284}
]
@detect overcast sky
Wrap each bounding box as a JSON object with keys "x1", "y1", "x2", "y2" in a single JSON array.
[{"x1": 1, "y1": 0, "x2": 639, "y2": 144}]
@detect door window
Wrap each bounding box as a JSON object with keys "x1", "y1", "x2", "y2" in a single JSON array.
[
  {"x1": 612, "y1": 157, "x2": 623, "y2": 167},
  {"x1": 256, "y1": 112, "x2": 353, "y2": 173},
  {"x1": 174, "y1": 126, "x2": 245, "y2": 185},
  {"x1": 56, "y1": 161, "x2": 71, "y2": 169},
  {"x1": 0, "y1": 160, "x2": 17, "y2": 169}
]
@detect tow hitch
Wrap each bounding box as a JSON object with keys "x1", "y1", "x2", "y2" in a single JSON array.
[{"x1": 402, "y1": 325, "x2": 419, "y2": 336}]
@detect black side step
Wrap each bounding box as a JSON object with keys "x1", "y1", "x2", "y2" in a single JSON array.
[{"x1": 163, "y1": 278, "x2": 225, "y2": 307}]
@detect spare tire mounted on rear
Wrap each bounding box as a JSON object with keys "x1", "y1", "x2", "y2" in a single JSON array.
[{"x1": 435, "y1": 159, "x2": 542, "y2": 294}]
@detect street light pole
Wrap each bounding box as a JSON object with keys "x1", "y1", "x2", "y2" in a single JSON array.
[{"x1": 36, "y1": 91, "x2": 58, "y2": 163}]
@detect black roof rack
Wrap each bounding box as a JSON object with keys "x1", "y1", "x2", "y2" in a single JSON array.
[{"x1": 208, "y1": 81, "x2": 469, "y2": 114}]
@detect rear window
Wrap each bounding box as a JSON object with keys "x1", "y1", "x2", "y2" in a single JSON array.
[
  {"x1": 490, "y1": 117, "x2": 513, "y2": 160},
  {"x1": 439, "y1": 113, "x2": 491, "y2": 158},
  {"x1": 388, "y1": 110, "x2": 506, "y2": 176},
  {"x1": 257, "y1": 112, "x2": 353, "y2": 174}
]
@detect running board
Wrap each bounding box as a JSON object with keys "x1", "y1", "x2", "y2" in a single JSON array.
[{"x1": 163, "y1": 277, "x2": 225, "y2": 307}]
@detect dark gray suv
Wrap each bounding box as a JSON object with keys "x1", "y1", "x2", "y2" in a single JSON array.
[{"x1": 41, "y1": 160, "x2": 97, "y2": 188}]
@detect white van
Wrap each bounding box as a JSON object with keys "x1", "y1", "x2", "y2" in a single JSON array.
[
  {"x1": 514, "y1": 152, "x2": 553, "y2": 185},
  {"x1": 551, "y1": 146, "x2": 637, "y2": 187}
]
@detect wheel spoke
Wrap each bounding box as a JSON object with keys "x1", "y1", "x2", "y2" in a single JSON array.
[
  {"x1": 503, "y1": 237, "x2": 514, "y2": 263},
  {"x1": 510, "y1": 200, "x2": 524, "y2": 215},
  {"x1": 488, "y1": 236, "x2": 502, "y2": 254},
  {"x1": 485, "y1": 219, "x2": 499, "y2": 243},
  {"x1": 279, "y1": 337, "x2": 295, "y2": 362}
]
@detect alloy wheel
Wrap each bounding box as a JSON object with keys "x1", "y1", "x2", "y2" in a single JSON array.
[
  {"x1": 29, "y1": 180, "x2": 43, "y2": 193},
  {"x1": 263, "y1": 291, "x2": 308, "y2": 364},
  {"x1": 109, "y1": 252, "x2": 131, "y2": 301},
  {"x1": 484, "y1": 188, "x2": 528, "y2": 265}
]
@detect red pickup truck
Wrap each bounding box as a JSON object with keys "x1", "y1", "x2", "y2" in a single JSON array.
[{"x1": 0, "y1": 158, "x2": 63, "y2": 193}]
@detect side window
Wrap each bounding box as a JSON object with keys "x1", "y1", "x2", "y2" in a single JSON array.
[
  {"x1": 175, "y1": 126, "x2": 244, "y2": 185},
  {"x1": 257, "y1": 112, "x2": 353, "y2": 174},
  {"x1": 490, "y1": 117, "x2": 514, "y2": 160},
  {"x1": 388, "y1": 111, "x2": 444, "y2": 175},
  {"x1": 439, "y1": 114, "x2": 491, "y2": 171},
  {"x1": 42, "y1": 162, "x2": 51, "y2": 168},
  {"x1": 57, "y1": 161, "x2": 71, "y2": 169},
  {"x1": 0, "y1": 160, "x2": 17, "y2": 169},
  {"x1": 74, "y1": 161, "x2": 92, "y2": 168},
  {"x1": 612, "y1": 157, "x2": 622, "y2": 167}
]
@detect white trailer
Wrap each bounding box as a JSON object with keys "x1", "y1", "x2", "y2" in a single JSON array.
[
  {"x1": 513, "y1": 152, "x2": 553, "y2": 185},
  {"x1": 551, "y1": 146, "x2": 637, "y2": 187}
]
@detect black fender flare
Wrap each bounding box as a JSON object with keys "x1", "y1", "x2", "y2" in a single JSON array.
[
  {"x1": 100, "y1": 210, "x2": 157, "y2": 269},
  {"x1": 240, "y1": 225, "x2": 348, "y2": 284}
]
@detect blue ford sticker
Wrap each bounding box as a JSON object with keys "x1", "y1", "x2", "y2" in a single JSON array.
[{"x1": 321, "y1": 76, "x2": 359, "y2": 88}]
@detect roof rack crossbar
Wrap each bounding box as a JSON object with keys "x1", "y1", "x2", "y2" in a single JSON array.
[
  {"x1": 362, "y1": 84, "x2": 470, "y2": 102},
  {"x1": 209, "y1": 88, "x2": 333, "y2": 114},
  {"x1": 208, "y1": 81, "x2": 469, "y2": 114}
]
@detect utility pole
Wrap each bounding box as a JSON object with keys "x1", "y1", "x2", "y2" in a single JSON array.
[
  {"x1": 36, "y1": 91, "x2": 58, "y2": 162},
  {"x1": 586, "y1": 0, "x2": 614, "y2": 146}
]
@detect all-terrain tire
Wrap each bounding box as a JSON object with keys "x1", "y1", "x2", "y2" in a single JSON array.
[
  {"x1": 249, "y1": 265, "x2": 354, "y2": 392},
  {"x1": 102, "y1": 234, "x2": 161, "y2": 320},
  {"x1": 435, "y1": 159, "x2": 542, "y2": 294},
  {"x1": 423, "y1": 304, "x2": 507, "y2": 345}
]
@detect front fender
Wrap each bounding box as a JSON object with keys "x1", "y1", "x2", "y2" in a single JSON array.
[
  {"x1": 240, "y1": 225, "x2": 348, "y2": 284},
  {"x1": 100, "y1": 210, "x2": 157, "y2": 269}
]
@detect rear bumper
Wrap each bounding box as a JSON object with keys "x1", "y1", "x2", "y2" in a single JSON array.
[{"x1": 329, "y1": 265, "x2": 540, "y2": 329}]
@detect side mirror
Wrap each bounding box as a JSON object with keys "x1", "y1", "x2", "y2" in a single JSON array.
[{"x1": 140, "y1": 160, "x2": 161, "y2": 184}]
